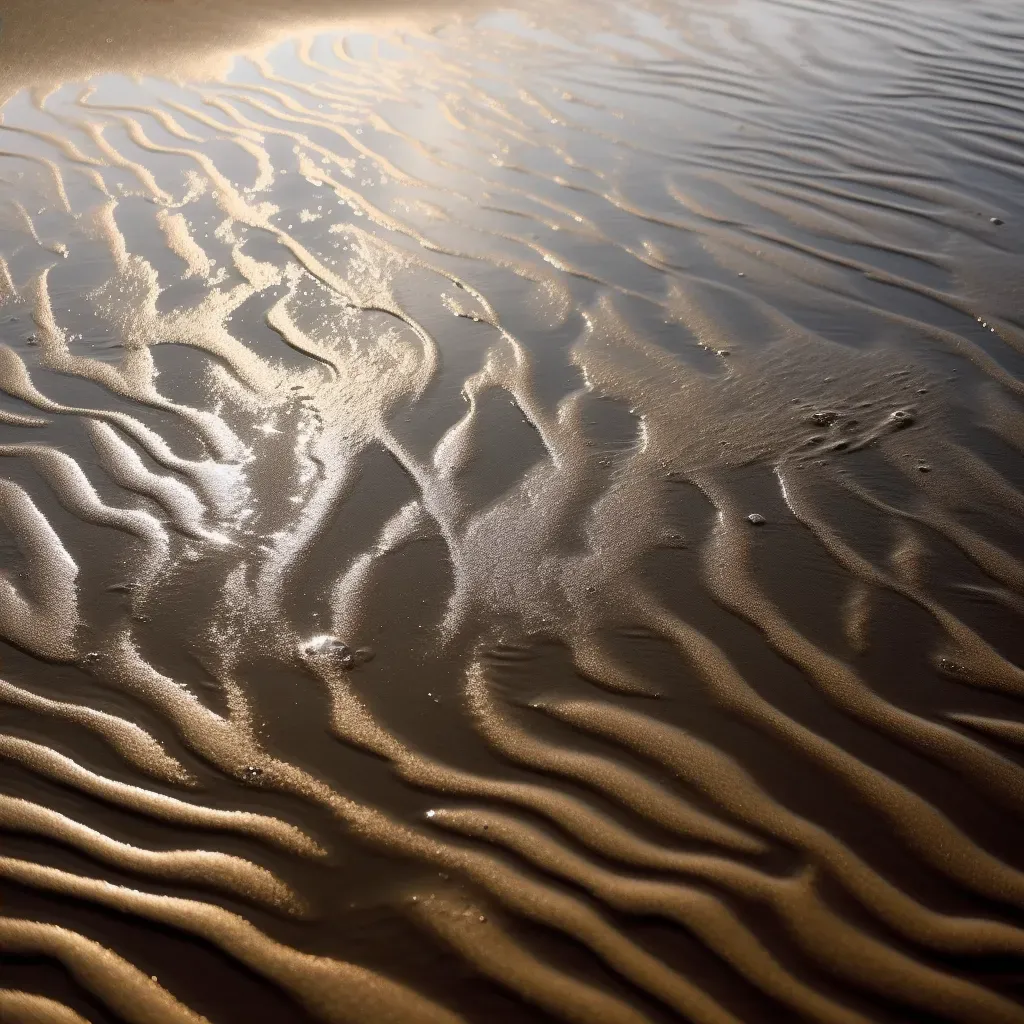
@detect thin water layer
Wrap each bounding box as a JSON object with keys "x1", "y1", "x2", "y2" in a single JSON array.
[{"x1": 2, "y1": 0, "x2": 1024, "y2": 1022}]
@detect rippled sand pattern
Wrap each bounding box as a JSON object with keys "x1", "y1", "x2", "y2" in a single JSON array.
[{"x1": 2, "y1": 0, "x2": 1024, "y2": 1021}]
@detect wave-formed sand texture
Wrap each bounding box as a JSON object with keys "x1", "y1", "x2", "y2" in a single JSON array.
[{"x1": 2, "y1": 0, "x2": 1024, "y2": 1020}]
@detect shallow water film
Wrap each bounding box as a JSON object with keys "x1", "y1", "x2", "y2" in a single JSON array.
[{"x1": 2, "y1": 0, "x2": 1024, "y2": 1021}]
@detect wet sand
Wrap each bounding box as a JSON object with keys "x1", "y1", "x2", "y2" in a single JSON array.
[{"x1": 2, "y1": 0, "x2": 1024, "y2": 1021}]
